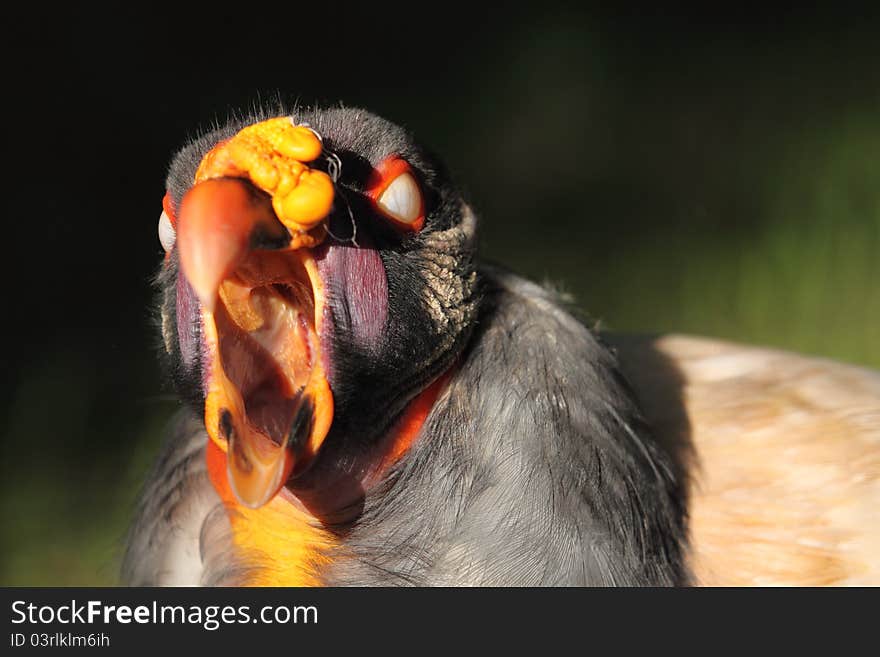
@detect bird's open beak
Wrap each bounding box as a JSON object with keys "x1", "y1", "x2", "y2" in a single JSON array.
[{"x1": 174, "y1": 118, "x2": 336, "y2": 509}]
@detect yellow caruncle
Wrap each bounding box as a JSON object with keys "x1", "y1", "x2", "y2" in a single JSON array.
[{"x1": 195, "y1": 117, "x2": 335, "y2": 249}]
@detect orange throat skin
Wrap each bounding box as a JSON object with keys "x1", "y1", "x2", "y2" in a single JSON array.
[{"x1": 204, "y1": 370, "x2": 452, "y2": 587}]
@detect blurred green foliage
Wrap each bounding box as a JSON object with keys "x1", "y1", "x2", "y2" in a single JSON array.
[{"x1": 2, "y1": 13, "x2": 878, "y2": 585}]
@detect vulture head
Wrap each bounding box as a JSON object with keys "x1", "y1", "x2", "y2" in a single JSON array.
[
  {"x1": 134, "y1": 104, "x2": 693, "y2": 587},
  {"x1": 157, "y1": 109, "x2": 479, "y2": 518}
]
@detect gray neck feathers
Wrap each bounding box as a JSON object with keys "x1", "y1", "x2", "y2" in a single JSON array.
[{"x1": 321, "y1": 267, "x2": 689, "y2": 586}]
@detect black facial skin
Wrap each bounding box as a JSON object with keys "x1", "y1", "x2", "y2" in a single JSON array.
[
  {"x1": 155, "y1": 249, "x2": 203, "y2": 414},
  {"x1": 157, "y1": 106, "x2": 480, "y2": 502}
]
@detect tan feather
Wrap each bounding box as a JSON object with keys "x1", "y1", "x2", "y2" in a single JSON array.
[{"x1": 610, "y1": 334, "x2": 880, "y2": 586}]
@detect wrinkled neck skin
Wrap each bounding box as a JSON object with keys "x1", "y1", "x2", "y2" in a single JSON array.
[{"x1": 285, "y1": 210, "x2": 481, "y2": 524}]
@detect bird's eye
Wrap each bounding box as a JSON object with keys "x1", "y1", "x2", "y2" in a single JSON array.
[
  {"x1": 369, "y1": 157, "x2": 425, "y2": 231},
  {"x1": 159, "y1": 192, "x2": 177, "y2": 253},
  {"x1": 158, "y1": 210, "x2": 176, "y2": 252},
  {"x1": 378, "y1": 173, "x2": 421, "y2": 224}
]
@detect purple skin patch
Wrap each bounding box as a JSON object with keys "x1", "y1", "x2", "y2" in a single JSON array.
[
  {"x1": 176, "y1": 272, "x2": 203, "y2": 373},
  {"x1": 315, "y1": 240, "x2": 389, "y2": 376},
  {"x1": 174, "y1": 269, "x2": 213, "y2": 399}
]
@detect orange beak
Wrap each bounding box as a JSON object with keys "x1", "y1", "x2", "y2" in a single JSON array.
[
  {"x1": 176, "y1": 176, "x2": 334, "y2": 509},
  {"x1": 177, "y1": 178, "x2": 285, "y2": 310}
]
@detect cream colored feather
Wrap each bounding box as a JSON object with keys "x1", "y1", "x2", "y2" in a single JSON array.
[{"x1": 612, "y1": 334, "x2": 880, "y2": 586}]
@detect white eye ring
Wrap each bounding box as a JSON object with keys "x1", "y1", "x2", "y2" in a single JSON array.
[
  {"x1": 377, "y1": 172, "x2": 422, "y2": 224},
  {"x1": 158, "y1": 210, "x2": 176, "y2": 253}
]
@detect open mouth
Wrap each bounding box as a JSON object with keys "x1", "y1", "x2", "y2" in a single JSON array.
[
  {"x1": 197, "y1": 245, "x2": 334, "y2": 509},
  {"x1": 216, "y1": 275, "x2": 317, "y2": 450}
]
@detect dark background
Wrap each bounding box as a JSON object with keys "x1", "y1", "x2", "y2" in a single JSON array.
[{"x1": 2, "y1": 7, "x2": 878, "y2": 584}]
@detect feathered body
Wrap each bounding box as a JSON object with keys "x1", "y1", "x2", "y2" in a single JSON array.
[{"x1": 615, "y1": 335, "x2": 880, "y2": 585}]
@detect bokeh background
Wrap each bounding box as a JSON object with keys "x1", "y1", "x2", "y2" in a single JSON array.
[{"x1": 2, "y1": 7, "x2": 878, "y2": 584}]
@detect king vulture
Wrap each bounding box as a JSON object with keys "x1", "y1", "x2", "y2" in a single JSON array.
[{"x1": 122, "y1": 108, "x2": 880, "y2": 586}]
